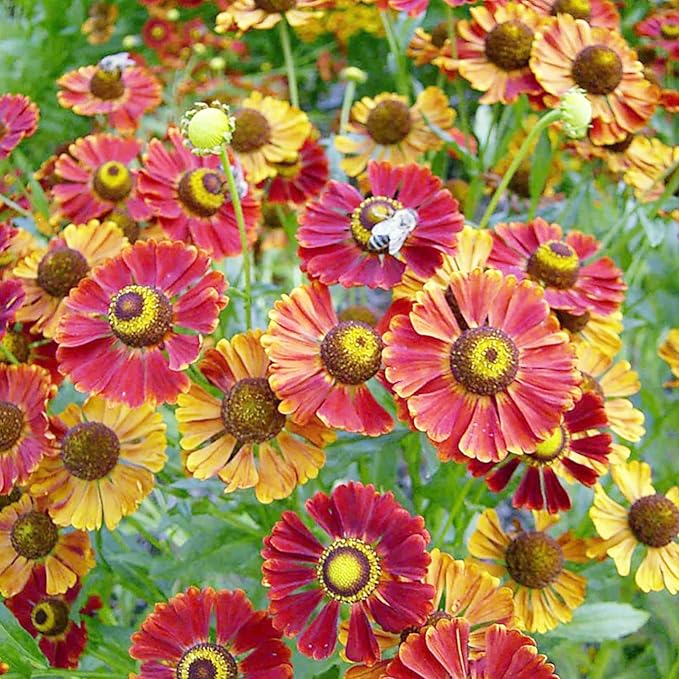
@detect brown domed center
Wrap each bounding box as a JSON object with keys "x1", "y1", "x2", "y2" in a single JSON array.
[
  {"x1": 320, "y1": 321, "x2": 383, "y2": 385},
  {"x1": 526, "y1": 240, "x2": 580, "y2": 289},
  {"x1": 0, "y1": 401, "x2": 24, "y2": 451},
  {"x1": 484, "y1": 20, "x2": 534, "y2": 71},
  {"x1": 551, "y1": 0, "x2": 592, "y2": 21},
  {"x1": 628, "y1": 494, "x2": 679, "y2": 548},
  {"x1": 93, "y1": 161, "x2": 133, "y2": 202},
  {"x1": 89, "y1": 68, "x2": 125, "y2": 100},
  {"x1": 176, "y1": 642, "x2": 238, "y2": 679},
  {"x1": 108, "y1": 285, "x2": 173, "y2": 347},
  {"x1": 62, "y1": 421, "x2": 120, "y2": 480},
  {"x1": 37, "y1": 247, "x2": 89, "y2": 298},
  {"x1": 317, "y1": 537, "x2": 381, "y2": 603},
  {"x1": 231, "y1": 108, "x2": 272, "y2": 153},
  {"x1": 572, "y1": 45, "x2": 623, "y2": 95},
  {"x1": 1, "y1": 331, "x2": 31, "y2": 364},
  {"x1": 31, "y1": 598, "x2": 70, "y2": 637},
  {"x1": 505, "y1": 531, "x2": 564, "y2": 589},
  {"x1": 555, "y1": 309, "x2": 591, "y2": 333},
  {"x1": 350, "y1": 196, "x2": 403, "y2": 251},
  {"x1": 430, "y1": 22, "x2": 449, "y2": 49},
  {"x1": 254, "y1": 0, "x2": 296, "y2": 12},
  {"x1": 177, "y1": 169, "x2": 226, "y2": 218},
  {"x1": 10, "y1": 511, "x2": 59, "y2": 560},
  {"x1": 366, "y1": 99, "x2": 413, "y2": 146}
]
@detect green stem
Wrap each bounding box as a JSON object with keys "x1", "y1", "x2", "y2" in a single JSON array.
[
  {"x1": 339, "y1": 80, "x2": 357, "y2": 134},
  {"x1": 0, "y1": 192, "x2": 32, "y2": 218},
  {"x1": 435, "y1": 476, "x2": 475, "y2": 546},
  {"x1": 380, "y1": 10, "x2": 409, "y2": 99},
  {"x1": 647, "y1": 157, "x2": 679, "y2": 220},
  {"x1": 125, "y1": 515, "x2": 170, "y2": 555},
  {"x1": 0, "y1": 343, "x2": 19, "y2": 365},
  {"x1": 278, "y1": 19, "x2": 299, "y2": 109},
  {"x1": 478, "y1": 109, "x2": 561, "y2": 229},
  {"x1": 444, "y1": 5, "x2": 470, "y2": 150},
  {"x1": 589, "y1": 641, "x2": 615, "y2": 679},
  {"x1": 220, "y1": 146, "x2": 252, "y2": 329}
]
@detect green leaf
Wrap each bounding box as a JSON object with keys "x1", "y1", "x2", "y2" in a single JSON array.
[
  {"x1": 548, "y1": 603, "x2": 650, "y2": 642},
  {"x1": 638, "y1": 211, "x2": 666, "y2": 247},
  {"x1": 529, "y1": 130, "x2": 553, "y2": 203},
  {"x1": 0, "y1": 604, "x2": 47, "y2": 672}
]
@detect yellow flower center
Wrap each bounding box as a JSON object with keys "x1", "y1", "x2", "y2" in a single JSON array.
[
  {"x1": 106, "y1": 208, "x2": 139, "y2": 243},
  {"x1": 484, "y1": 20, "x2": 534, "y2": 71},
  {"x1": 10, "y1": 511, "x2": 59, "y2": 560},
  {"x1": 254, "y1": 0, "x2": 297, "y2": 13},
  {"x1": 62, "y1": 421, "x2": 121, "y2": 481},
  {"x1": 365, "y1": 99, "x2": 412, "y2": 146},
  {"x1": 350, "y1": 196, "x2": 403, "y2": 251},
  {"x1": 0, "y1": 487, "x2": 22, "y2": 510},
  {"x1": 628, "y1": 494, "x2": 679, "y2": 548},
  {"x1": 320, "y1": 320, "x2": 383, "y2": 385},
  {"x1": 572, "y1": 45, "x2": 623, "y2": 95},
  {"x1": 529, "y1": 424, "x2": 569, "y2": 463},
  {"x1": 660, "y1": 23, "x2": 679, "y2": 39},
  {"x1": 176, "y1": 643, "x2": 238, "y2": 679},
  {"x1": 526, "y1": 240, "x2": 580, "y2": 289},
  {"x1": 221, "y1": 377, "x2": 286, "y2": 445},
  {"x1": 551, "y1": 0, "x2": 592, "y2": 21},
  {"x1": 150, "y1": 24, "x2": 167, "y2": 40},
  {"x1": 505, "y1": 531, "x2": 564, "y2": 589},
  {"x1": 31, "y1": 598, "x2": 70, "y2": 637},
  {"x1": 317, "y1": 537, "x2": 381, "y2": 603},
  {"x1": 231, "y1": 108, "x2": 272, "y2": 154},
  {"x1": 89, "y1": 67, "x2": 125, "y2": 100},
  {"x1": 108, "y1": 285, "x2": 173, "y2": 347},
  {"x1": 450, "y1": 327, "x2": 519, "y2": 395},
  {"x1": 93, "y1": 161, "x2": 133, "y2": 202},
  {"x1": 177, "y1": 169, "x2": 226, "y2": 218},
  {"x1": 1, "y1": 331, "x2": 31, "y2": 364},
  {"x1": 0, "y1": 401, "x2": 24, "y2": 451},
  {"x1": 37, "y1": 247, "x2": 89, "y2": 298}
]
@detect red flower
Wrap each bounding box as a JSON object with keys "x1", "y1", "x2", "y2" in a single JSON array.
[
  {"x1": 4, "y1": 566, "x2": 101, "y2": 669},
  {"x1": 0, "y1": 324, "x2": 63, "y2": 386},
  {"x1": 52, "y1": 134, "x2": 150, "y2": 224},
  {"x1": 376, "y1": 0, "x2": 429, "y2": 16},
  {"x1": 137, "y1": 127, "x2": 260, "y2": 260},
  {"x1": 468, "y1": 391, "x2": 612, "y2": 513},
  {"x1": 298, "y1": 161, "x2": 463, "y2": 289},
  {"x1": 56, "y1": 239, "x2": 227, "y2": 407},
  {"x1": 524, "y1": 0, "x2": 620, "y2": 29},
  {"x1": 129, "y1": 586, "x2": 293, "y2": 679},
  {"x1": 636, "y1": 9, "x2": 679, "y2": 57},
  {"x1": 262, "y1": 482, "x2": 434, "y2": 665},
  {"x1": 488, "y1": 218, "x2": 626, "y2": 315},
  {"x1": 0, "y1": 94, "x2": 39, "y2": 161},
  {"x1": 385, "y1": 619, "x2": 558, "y2": 679},
  {"x1": 0, "y1": 279, "x2": 24, "y2": 338}
]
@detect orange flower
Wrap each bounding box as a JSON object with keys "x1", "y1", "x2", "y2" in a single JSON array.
[
  {"x1": 523, "y1": 0, "x2": 620, "y2": 29},
  {"x1": 659, "y1": 328, "x2": 679, "y2": 388},
  {"x1": 216, "y1": 0, "x2": 325, "y2": 32}
]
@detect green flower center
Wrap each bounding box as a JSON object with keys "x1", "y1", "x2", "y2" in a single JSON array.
[
  {"x1": 320, "y1": 321, "x2": 383, "y2": 385},
  {"x1": 178, "y1": 169, "x2": 226, "y2": 218},
  {"x1": 1, "y1": 331, "x2": 31, "y2": 364},
  {"x1": 93, "y1": 161, "x2": 133, "y2": 202},
  {"x1": 62, "y1": 421, "x2": 121, "y2": 481},
  {"x1": 484, "y1": 20, "x2": 534, "y2": 71},
  {"x1": 89, "y1": 68, "x2": 125, "y2": 100},
  {"x1": 108, "y1": 285, "x2": 173, "y2": 347},
  {"x1": 317, "y1": 537, "x2": 381, "y2": 603},
  {"x1": 450, "y1": 327, "x2": 519, "y2": 395},
  {"x1": 0, "y1": 401, "x2": 24, "y2": 451},
  {"x1": 231, "y1": 108, "x2": 272, "y2": 154},
  {"x1": 572, "y1": 45, "x2": 623, "y2": 96},
  {"x1": 37, "y1": 247, "x2": 89, "y2": 298},
  {"x1": 526, "y1": 240, "x2": 580, "y2": 289},
  {"x1": 551, "y1": 0, "x2": 592, "y2": 21},
  {"x1": 176, "y1": 643, "x2": 238, "y2": 679},
  {"x1": 628, "y1": 494, "x2": 679, "y2": 548},
  {"x1": 505, "y1": 531, "x2": 564, "y2": 589},
  {"x1": 31, "y1": 598, "x2": 70, "y2": 637},
  {"x1": 350, "y1": 196, "x2": 403, "y2": 251},
  {"x1": 10, "y1": 511, "x2": 59, "y2": 560},
  {"x1": 365, "y1": 99, "x2": 412, "y2": 146}
]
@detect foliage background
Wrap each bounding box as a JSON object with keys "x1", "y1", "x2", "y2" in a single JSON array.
[{"x1": 0, "y1": 0, "x2": 678, "y2": 677}]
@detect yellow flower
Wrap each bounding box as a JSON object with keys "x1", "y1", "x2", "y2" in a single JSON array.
[
  {"x1": 216, "y1": 0, "x2": 325, "y2": 33},
  {"x1": 555, "y1": 308, "x2": 623, "y2": 358},
  {"x1": 623, "y1": 136, "x2": 679, "y2": 204},
  {"x1": 589, "y1": 461, "x2": 679, "y2": 594},
  {"x1": 658, "y1": 328, "x2": 679, "y2": 388}
]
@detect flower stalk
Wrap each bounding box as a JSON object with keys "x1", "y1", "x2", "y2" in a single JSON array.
[{"x1": 278, "y1": 19, "x2": 299, "y2": 109}]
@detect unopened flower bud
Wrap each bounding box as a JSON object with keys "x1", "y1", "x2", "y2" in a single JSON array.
[
  {"x1": 181, "y1": 101, "x2": 235, "y2": 156},
  {"x1": 166, "y1": 8, "x2": 180, "y2": 21},
  {"x1": 559, "y1": 87, "x2": 592, "y2": 139},
  {"x1": 340, "y1": 67, "x2": 368, "y2": 84}
]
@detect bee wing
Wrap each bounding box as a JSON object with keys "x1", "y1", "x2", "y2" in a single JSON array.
[
  {"x1": 387, "y1": 228, "x2": 410, "y2": 255},
  {"x1": 370, "y1": 215, "x2": 400, "y2": 238}
]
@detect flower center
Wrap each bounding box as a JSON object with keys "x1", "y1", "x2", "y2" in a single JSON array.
[
  {"x1": 176, "y1": 643, "x2": 238, "y2": 679},
  {"x1": 580, "y1": 371, "x2": 605, "y2": 399},
  {"x1": 529, "y1": 425, "x2": 569, "y2": 463},
  {"x1": 92, "y1": 161, "x2": 133, "y2": 202},
  {"x1": 106, "y1": 208, "x2": 140, "y2": 243},
  {"x1": 221, "y1": 377, "x2": 286, "y2": 445},
  {"x1": 605, "y1": 134, "x2": 634, "y2": 153},
  {"x1": 555, "y1": 309, "x2": 591, "y2": 333},
  {"x1": 0, "y1": 401, "x2": 24, "y2": 451},
  {"x1": 660, "y1": 23, "x2": 679, "y2": 39},
  {"x1": 551, "y1": 0, "x2": 591, "y2": 21},
  {"x1": 628, "y1": 494, "x2": 679, "y2": 548},
  {"x1": 507, "y1": 163, "x2": 531, "y2": 198},
  {"x1": 572, "y1": 45, "x2": 623, "y2": 95},
  {"x1": 399, "y1": 611, "x2": 452, "y2": 643},
  {"x1": 177, "y1": 169, "x2": 226, "y2": 218},
  {"x1": 10, "y1": 511, "x2": 59, "y2": 560},
  {"x1": 449, "y1": 327, "x2": 519, "y2": 395},
  {"x1": 37, "y1": 247, "x2": 89, "y2": 298},
  {"x1": 505, "y1": 531, "x2": 564, "y2": 589},
  {"x1": 254, "y1": 0, "x2": 296, "y2": 12},
  {"x1": 526, "y1": 240, "x2": 580, "y2": 289},
  {"x1": 350, "y1": 196, "x2": 404, "y2": 251},
  {"x1": 365, "y1": 99, "x2": 412, "y2": 146},
  {"x1": 108, "y1": 285, "x2": 173, "y2": 347},
  {"x1": 89, "y1": 68, "x2": 125, "y2": 100},
  {"x1": 484, "y1": 20, "x2": 534, "y2": 71},
  {"x1": 338, "y1": 305, "x2": 378, "y2": 326},
  {"x1": 430, "y1": 22, "x2": 449, "y2": 49},
  {"x1": 231, "y1": 108, "x2": 272, "y2": 154},
  {"x1": 31, "y1": 598, "x2": 70, "y2": 637},
  {"x1": 317, "y1": 537, "x2": 381, "y2": 603},
  {"x1": 0, "y1": 486, "x2": 22, "y2": 510},
  {"x1": 62, "y1": 422, "x2": 120, "y2": 481},
  {"x1": 1, "y1": 331, "x2": 31, "y2": 364},
  {"x1": 320, "y1": 321, "x2": 383, "y2": 385}
]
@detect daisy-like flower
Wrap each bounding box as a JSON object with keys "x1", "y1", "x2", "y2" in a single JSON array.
[
  {"x1": 523, "y1": 0, "x2": 619, "y2": 29},
  {"x1": 344, "y1": 550, "x2": 515, "y2": 677},
  {"x1": 262, "y1": 482, "x2": 434, "y2": 664},
  {"x1": 0, "y1": 495, "x2": 94, "y2": 597},
  {"x1": 265, "y1": 135, "x2": 329, "y2": 205},
  {"x1": 81, "y1": 2, "x2": 119, "y2": 45},
  {"x1": 216, "y1": 0, "x2": 325, "y2": 32},
  {"x1": 623, "y1": 136, "x2": 679, "y2": 203},
  {"x1": 468, "y1": 391, "x2": 612, "y2": 513},
  {"x1": 384, "y1": 269, "x2": 580, "y2": 463},
  {"x1": 636, "y1": 9, "x2": 679, "y2": 56},
  {"x1": 56, "y1": 239, "x2": 227, "y2": 408},
  {"x1": 377, "y1": 0, "x2": 429, "y2": 17},
  {"x1": 434, "y1": 3, "x2": 544, "y2": 105},
  {"x1": 137, "y1": 127, "x2": 260, "y2": 260},
  {"x1": 530, "y1": 14, "x2": 659, "y2": 145},
  {"x1": 262, "y1": 283, "x2": 393, "y2": 436},
  {"x1": 52, "y1": 134, "x2": 150, "y2": 225},
  {"x1": 29, "y1": 396, "x2": 167, "y2": 531},
  {"x1": 0, "y1": 279, "x2": 24, "y2": 338},
  {"x1": 0, "y1": 325, "x2": 62, "y2": 385},
  {"x1": 13, "y1": 220, "x2": 128, "y2": 338},
  {"x1": 555, "y1": 308, "x2": 622, "y2": 358},
  {"x1": 589, "y1": 461, "x2": 679, "y2": 594},
  {"x1": 129, "y1": 586, "x2": 293, "y2": 678},
  {"x1": 407, "y1": 24, "x2": 450, "y2": 66},
  {"x1": 0, "y1": 364, "x2": 54, "y2": 495},
  {"x1": 488, "y1": 218, "x2": 626, "y2": 316},
  {"x1": 385, "y1": 619, "x2": 558, "y2": 679},
  {"x1": 57, "y1": 53, "x2": 162, "y2": 134},
  {"x1": 230, "y1": 92, "x2": 311, "y2": 184},
  {"x1": 469, "y1": 509, "x2": 587, "y2": 633},
  {"x1": 4, "y1": 566, "x2": 101, "y2": 669},
  {"x1": 659, "y1": 329, "x2": 679, "y2": 388},
  {"x1": 0, "y1": 94, "x2": 39, "y2": 161},
  {"x1": 335, "y1": 88, "x2": 455, "y2": 178},
  {"x1": 177, "y1": 330, "x2": 334, "y2": 503},
  {"x1": 298, "y1": 161, "x2": 463, "y2": 289}
]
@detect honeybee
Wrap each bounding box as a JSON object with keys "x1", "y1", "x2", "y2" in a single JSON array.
[
  {"x1": 367, "y1": 208, "x2": 418, "y2": 256},
  {"x1": 98, "y1": 52, "x2": 135, "y2": 72}
]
